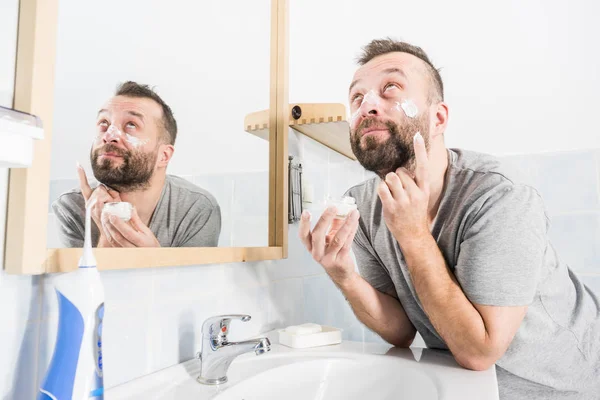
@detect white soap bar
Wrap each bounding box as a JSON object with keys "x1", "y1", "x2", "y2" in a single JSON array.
[
  {"x1": 285, "y1": 323, "x2": 322, "y2": 335},
  {"x1": 279, "y1": 325, "x2": 342, "y2": 349}
]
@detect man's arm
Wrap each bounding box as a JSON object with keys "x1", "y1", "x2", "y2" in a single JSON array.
[
  {"x1": 52, "y1": 198, "x2": 84, "y2": 248},
  {"x1": 378, "y1": 133, "x2": 543, "y2": 370},
  {"x1": 299, "y1": 207, "x2": 416, "y2": 348},
  {"x1": 399, "y1": 234, "x2": 526, "y2": 370},
  {"x1": 339, "y1": 272, "x2": 416, "y2": 347}
]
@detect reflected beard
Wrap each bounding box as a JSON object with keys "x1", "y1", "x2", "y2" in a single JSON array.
[
  {"x1": 350, "y1": 113, "x2": 430, "y2": 178},
  {"x1": 91, "y1": 144, "x2": 157, "y2": 192}
]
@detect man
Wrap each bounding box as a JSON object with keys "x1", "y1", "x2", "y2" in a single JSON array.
[
  {"x1": 53, "y1": 81, "x2": 221, "y2": 248},
  {"x1": 299, "y1": 39, "x2": 600, "y2": 399}
]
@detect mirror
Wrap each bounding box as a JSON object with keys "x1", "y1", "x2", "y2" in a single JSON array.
[{"x1": 46, "y1": 0, "x2": 271, "y2": 249}]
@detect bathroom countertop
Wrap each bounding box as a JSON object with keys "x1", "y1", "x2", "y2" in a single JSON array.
[{"x1": 107, "y1": 335, "x2": 499, "y2": 400}]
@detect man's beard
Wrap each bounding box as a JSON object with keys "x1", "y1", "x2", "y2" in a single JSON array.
[
  {"x1": 91, "y1": 144, "x2": 157, "y2": 192},
  {"x1": 350, "y1": 112, "x2": 430, "y2": 178}
]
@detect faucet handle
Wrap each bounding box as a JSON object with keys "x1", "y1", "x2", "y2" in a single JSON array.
[{"x1": 202, "y1": 314, "x2": 251, "y2": 339}]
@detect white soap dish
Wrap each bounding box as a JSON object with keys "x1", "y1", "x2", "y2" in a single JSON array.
[{"x1": 279, "y1": 324, "x2": 342, "y2": 349}]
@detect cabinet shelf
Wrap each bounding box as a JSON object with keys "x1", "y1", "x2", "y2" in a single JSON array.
[{"x1": 244, "y1": 103, "x2": 355, "y2": 160}]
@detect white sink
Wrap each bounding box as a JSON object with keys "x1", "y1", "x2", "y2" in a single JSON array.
[
  {"x1": 107, "y1": 342, "x2": 498, "y2": 400},
  {"x1": 213, "y1": 356, "x2": 438, "y2": 400}
]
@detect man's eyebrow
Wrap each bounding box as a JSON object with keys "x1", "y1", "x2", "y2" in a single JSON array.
[
  {"x1": 349, "y1": 68, "x2": 408, "y2": 94},
  {"x1": 126, "y1": 110, "x2": 144, "y2": 120},
  {"x1": 382, "y1": 67, "x2": 407, "y2": 78},
  {"x1": 97, "y1": 109, "x2": 108, "y2": 117},
  {"x1": 349, "y1": 79, "x2": 361, "y2": 94}
]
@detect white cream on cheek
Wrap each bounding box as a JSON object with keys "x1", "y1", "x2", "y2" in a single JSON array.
[
  {"x1": 349, "y1": 89, "x2": 420, "y2": 129},
  {"x1": 124, "y1": 133, "x2": 149, "y2": 148},
  {"x1": 394, "y1": 99, "x2": 419, "y2": 119},
  {"x1": 97, "y1": 124, "x2": 149, "y2": 148}
]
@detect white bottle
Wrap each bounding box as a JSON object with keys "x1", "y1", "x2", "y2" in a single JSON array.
[{"x1": 39, "y1": 200, "x2": 105, "y2": 400}]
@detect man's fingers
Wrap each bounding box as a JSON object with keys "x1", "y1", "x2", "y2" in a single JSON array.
[
  {"x1": 128, "y1": 207, "x2": 149, "y2": 234},
  {"x1": 377, "y1": 181, "x2": 393, "y2": 206},
  {"x1": 327, "y1": 210, "x2": 359, "y2": 255},
  {"x1": 104, "y1": 218, "x2": 135, "y2": 247},
  {"x1": 311, "y1": 207, "x2": 337, "y2": 261},
  {"x1": 101, "y1": 213, "x2": 113, "y2": 243},
  {"x1": 413, "y1": 132, "x2": 430, "y2": 190},
  {"x1": 104, "y1": 185, "x2": 121, "y2": 201},
  {"x1": 77, "y1": 163, "x2": 93, "y2": 200},
  {"x1": 109, "y1": 215, "x2": 140, "y2": 244},
  {"x1": 396, "y1": 168, "x2": 418, "y2": 192},
  {"x1": 384, "y1": 172, "x2": 406, "y2": 200},
  {"x1": 298, "y1": 210, "x2": 313, "y2": 251},
  {"x1": 92, "y1": 187, "x2": 112, "y2": 222},
  {"x1": 339, "y1": 219, "x2": 359, "y2": 257}
]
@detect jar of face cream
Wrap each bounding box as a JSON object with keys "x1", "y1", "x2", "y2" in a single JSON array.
[
  {"x1": 326, "y1": 196, "x2": 357, "y2": 219},
  {"x1": 102, "y1": 202, "x2": 133, "y2": 222}
]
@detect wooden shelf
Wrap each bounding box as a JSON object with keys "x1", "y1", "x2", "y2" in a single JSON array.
[{"x1": 244, "y1": 103, "x2": 355, "y2": 160}]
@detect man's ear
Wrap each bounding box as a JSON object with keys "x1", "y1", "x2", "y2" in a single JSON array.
[
  {"x1": 430, "y1": 102, "x2": 449, "y2": 140},
  {"x1": 157, "y1": 143, "x2": 175, "y2": 168}
]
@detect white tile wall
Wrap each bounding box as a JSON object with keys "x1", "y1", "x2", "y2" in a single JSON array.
[
  {"x1": 0, "y1": 168, "x2": 44, "y2": 399},
  {"x1": 4, "y1": 142, "x2": 600, "y2": 397}
]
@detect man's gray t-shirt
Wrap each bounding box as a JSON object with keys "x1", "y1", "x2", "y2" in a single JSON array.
[
  {"x1": 52, "y1": 175, "x2": 221, "y2": 247},
  {"x1": 346, "y1": 149, "x2": 600, "y2": 399}
]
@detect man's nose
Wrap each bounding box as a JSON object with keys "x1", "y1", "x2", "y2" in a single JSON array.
[
  {"x1": 359, "y1": 98, "x2": 383, "y2": 118},
  {"x1": 102, "y1": 125, "x2": 122, "y2": 143}
]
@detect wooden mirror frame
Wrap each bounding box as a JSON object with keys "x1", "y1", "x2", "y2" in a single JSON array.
[{"x1": 3, "y1": 0, "x2": 289, "y2": 274}]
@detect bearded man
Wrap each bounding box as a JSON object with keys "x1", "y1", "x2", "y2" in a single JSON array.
[
  {"x1": 299, "y1": 39, "x2": 600, "y2": 399},
  {"x1": 53, "y1": 81, "x2": 221, "y2": 248}
]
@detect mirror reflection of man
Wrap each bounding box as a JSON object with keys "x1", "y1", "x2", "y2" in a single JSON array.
[{"x1": 52, "y1": 81, "x2": 221, "y2": 248}]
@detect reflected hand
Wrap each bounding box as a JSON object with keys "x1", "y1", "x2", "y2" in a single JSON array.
[
  {"x1": 77, "y1": 163, "x2": 121, "y2": 241},
  {"x1": 101, "y1": 207, "x2": 160, "y2": 248},
  {"x1": 298, "y1": 207, "x2": 360, "y2": 286}
]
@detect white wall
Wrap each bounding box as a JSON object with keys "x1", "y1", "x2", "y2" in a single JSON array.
[
  {"x1": 0, "y1": 0, "x2": 19, "y2": 107},
  {"x1": 289, "y1": 0, "x2": 600, "y2": 156},
  {"x1": 50, "y1": 0, "x2": 271, "y2": 180}
]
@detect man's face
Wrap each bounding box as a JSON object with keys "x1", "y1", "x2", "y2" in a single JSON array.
[
  {"x1": 91, "y1": 96, "x2": 164, "y2": 191},
  {"x1": 348, "y1": 52, "x2": 433, "y2": 176}
]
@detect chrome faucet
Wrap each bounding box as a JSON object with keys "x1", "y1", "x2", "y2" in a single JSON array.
[{"x1": 196, "y1": 314, "x2": 271, "y2": 385}]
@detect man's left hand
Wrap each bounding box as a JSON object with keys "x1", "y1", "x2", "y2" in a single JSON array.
[
  {"x1": 378, "y1": 132, "x2": 431, "y2": 246},
  {"x1": 101, "y1": 207, "x2": 160, "y2": 248}
]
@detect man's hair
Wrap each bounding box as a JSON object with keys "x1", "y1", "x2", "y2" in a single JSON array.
[
  {"x1": 115, "y1": 81, "x2": 178, "y2": 145},
  {"x1": 357, "y1": 38, "x2": 444, "y2": 103}
]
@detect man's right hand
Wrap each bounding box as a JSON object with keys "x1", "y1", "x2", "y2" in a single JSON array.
[
  {"x1": 77, "y1": 164, "x2": 121, "y2": 242},
  {"x1": 298, "y1": 207, "x2": 360, "y2": 287}
]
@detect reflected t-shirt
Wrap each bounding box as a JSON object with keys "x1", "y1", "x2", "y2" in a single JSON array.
[{"x1": 52, "y1": 175, "x2": 221, "y2": 247}]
